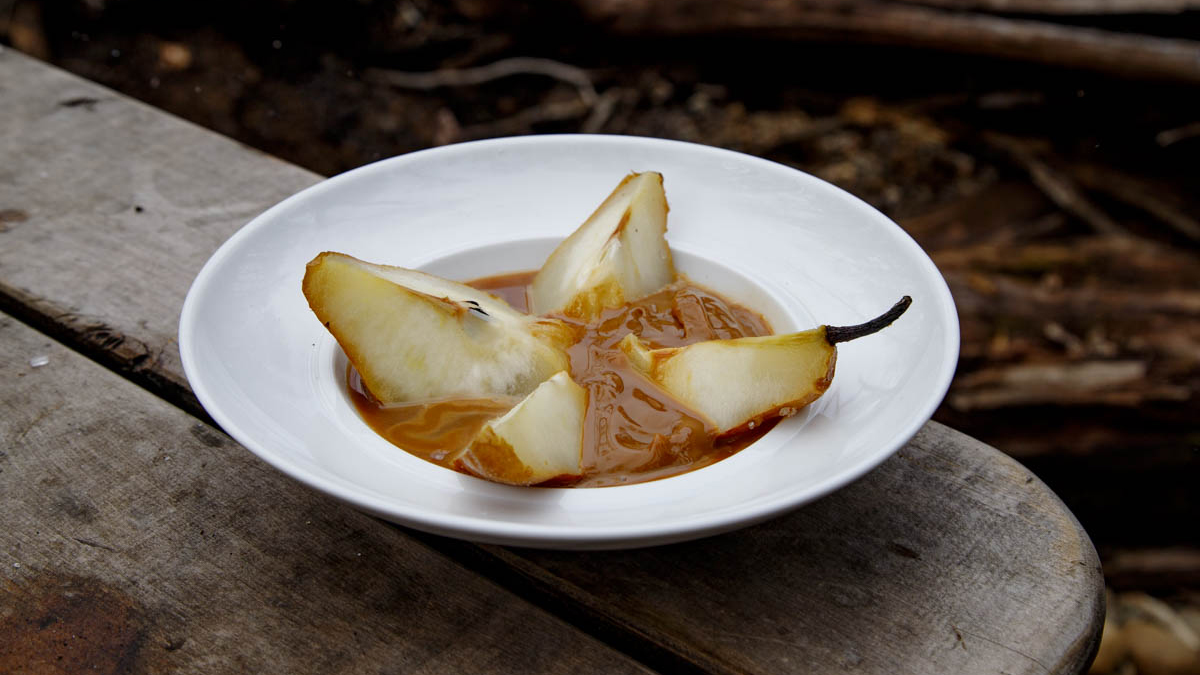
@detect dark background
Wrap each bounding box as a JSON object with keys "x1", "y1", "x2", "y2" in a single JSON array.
[{"x1": 4, "y1": 1, "x2": 1198, "y2": 669}]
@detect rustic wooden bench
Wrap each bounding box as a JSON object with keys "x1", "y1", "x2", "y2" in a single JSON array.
[{"x1": 0, "y1": 48, "x2": 1103, "y2": 674}]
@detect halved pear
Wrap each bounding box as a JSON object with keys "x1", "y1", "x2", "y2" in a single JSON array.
[
  {"x1": 303, "y1": 252, "x2": 575, "y2": 404},
  {"x1": 529, "y1": 172, "x2": 675, "y2": 319},
  {"x1": 619, "y1": 297, "x2": 912, "y2": 436},
  {"x1": 455, "y1": 371, "x2": 588, "y2": 486}
]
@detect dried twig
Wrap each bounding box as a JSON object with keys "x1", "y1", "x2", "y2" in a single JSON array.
[
  {"x1": 570, "y1": 0, "x2": 1200, "y2": 83},
  {"x1": 947, "y1": 269, "x2": 1200, "y2": 317},
  {"x1": 367, "y1": 56, "x2": 598, "y2": 106},
  {"x1": 1122, "y1": 592, "x2": 1200, "y2": 650},
  {"x1": 932, "y1": 236, "x2": 1200, "y2": 278},
  {"x1": 1157, "y1": 121, "x2": 1200, "y2": 147},
  {"x1": 949, "y1": 360, "x2": 1191, "y2": 410},
  {"x1": 893, "y1": 0, "x2": 1200, "y2": 13},
  {"x1": 981, "y1": 132, "x2": 1126, "y2": 236},
  {"x1": 1105, "y1": 548, "x2": 1200, "y2": 590},
  {"x1": 957, "y1": 360, "x2": 1146, "y2": 389},
  {"x1": 581, "y1": 88, "x2": 622, "y2": 134},
  {"x1": 457, "y1": 97, "x2": 591, "y2": 139},
  {"x1": 1070, "y1": 164, "x2": 1200, "y2": 243},
  {"x1": 367, "y1": 56, "x2": 613, "y2": 137},
  {"x1": 6, "y1": 0, "x2": 50, "y2": 60}
]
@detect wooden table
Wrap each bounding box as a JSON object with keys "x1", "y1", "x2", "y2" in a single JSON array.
[{"x1": 0, "y1": 48, "x2": 1104, "y2": 674}]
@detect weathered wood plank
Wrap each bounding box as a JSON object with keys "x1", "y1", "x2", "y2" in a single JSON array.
[
  {"x1": 488, "y1": 423, "x2": 1104, "y2": 674},
  {"x1": 0, "y1": 45, "x2": 322, "y2": 413},
  {"x1": 0, "y1": 313, "x2": 652, "y2": 675},
  {"x1": 0, "y1": 49, "x2": 1105, "y2": 674}
]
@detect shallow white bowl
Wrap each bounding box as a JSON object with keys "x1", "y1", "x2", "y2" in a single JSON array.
[{"x1": 179, "y1": 135, "x2": 959, "y2": 550}]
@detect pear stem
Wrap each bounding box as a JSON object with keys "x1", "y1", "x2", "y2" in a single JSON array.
[{"x1": 825, "y1": 296, "x2": 912, "y2": 345}]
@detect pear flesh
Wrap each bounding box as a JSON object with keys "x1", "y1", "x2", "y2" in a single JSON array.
[
  {"x1": 620, "y1": 331, "x2": 834, "y2": 436},
  {"x1": 620, "y1": 297, "x2": 912, "y2": 436},
  {"x1": 529, "y1": 172, "x2": 676, "y2": 319},
  {"x1": 456, "y1": 371, "x2": 588, "y2": 486},
  {"x1": 303, "y1": 252, "x2": 573, "y2": 404}
]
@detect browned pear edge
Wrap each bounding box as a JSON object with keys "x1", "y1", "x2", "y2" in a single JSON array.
[
  {"x1": 455, "y1": 429, "x2": 537, "y2": 486},
  {"x1": 456, "y1": 428, "x2": 584, "y2": 487},
  {"x1": 532, "y1": 172, "x2": 676, "y2": 319},
  {"x1": 302, "y1": 253, "x2": 393, "y2": 402}
]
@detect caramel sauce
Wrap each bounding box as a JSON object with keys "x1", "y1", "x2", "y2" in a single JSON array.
[{"x1": 349, "y1": 273, "x2": 776, "y2": 487}]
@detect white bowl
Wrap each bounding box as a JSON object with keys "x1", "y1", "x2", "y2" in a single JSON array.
[{"x1": 179, "y1": 135, "x2": 959, "y2": 550}]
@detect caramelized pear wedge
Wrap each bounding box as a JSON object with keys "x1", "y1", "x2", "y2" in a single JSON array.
[
  {"x1": 619, "y1": 296, "x2": 912, "y2": 436},
  {"x1": 455, "y1": 371, "x2": 588, "y2": 486},
  {"x1": 303, "y1": 252, "x2": 574, "y2": 404},
  {"x1": 529, "y1": 172, "x2": 676, "y2": 319}
]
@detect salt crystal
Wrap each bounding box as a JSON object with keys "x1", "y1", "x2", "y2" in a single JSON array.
[
  {"x1": 29, "y1": 355, "x2": 49, "y2": 368},
  {"x1": 430, "y1": 451, "x2": 447, "y2": 461}
]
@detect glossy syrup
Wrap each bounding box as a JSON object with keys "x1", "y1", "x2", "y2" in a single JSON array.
[{"x1": 349, "y1": 273, "x2": 776, "y2": 487}]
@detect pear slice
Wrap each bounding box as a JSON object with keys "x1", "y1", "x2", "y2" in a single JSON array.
[
  {"x1": 619, "y1": 297, "x2": 912, "y2": 436},
  {"x1": 529, "y1": 172, "x2": 675, "y2": 319},
  {"x1": 303, "y1": 252, "x2": 575, "y2": 404},
  {"x1": 455, "y1": 371, "x2": 588, "y2": 486}
]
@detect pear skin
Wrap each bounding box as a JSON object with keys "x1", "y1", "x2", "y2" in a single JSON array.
[
  {"x1": 621, "y1": 297, "x2": 912, "y2": 436},
  {"x1": 304, "y1": 252, "x2": 575, "y2": 404},
  {"x1": 529, "y1": 172, "x2": 675, "y2": 319},
  {"x1": 456, "y1": 371, "x2": 588, "y2": 486}
]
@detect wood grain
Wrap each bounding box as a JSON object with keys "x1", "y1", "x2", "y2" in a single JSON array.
[
  {"x1": 0, "y1": 45, "x2": 321, "y2": 413},
  {"x1": 0, "y1": 49, "x2": 1105, "y2": 674},
  {"x1": 491, "y1": 424, "x2": 1104, "y2": 674},
  {"x1": 0, "y1": 313, "x2": 651, "y2": 674}
]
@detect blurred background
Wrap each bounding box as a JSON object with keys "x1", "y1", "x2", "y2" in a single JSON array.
[{"x1": 3, "y1": 0, "x2": 1197, "y2": 671}]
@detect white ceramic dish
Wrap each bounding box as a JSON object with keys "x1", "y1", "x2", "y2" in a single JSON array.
[{"x1": 179, "y1": 135, "x2": 958, "y2": 550}]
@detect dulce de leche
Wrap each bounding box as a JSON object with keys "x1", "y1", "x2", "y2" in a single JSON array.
[{"x1": 349, "y1": 272, "x2": 776, "y2": 487}]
